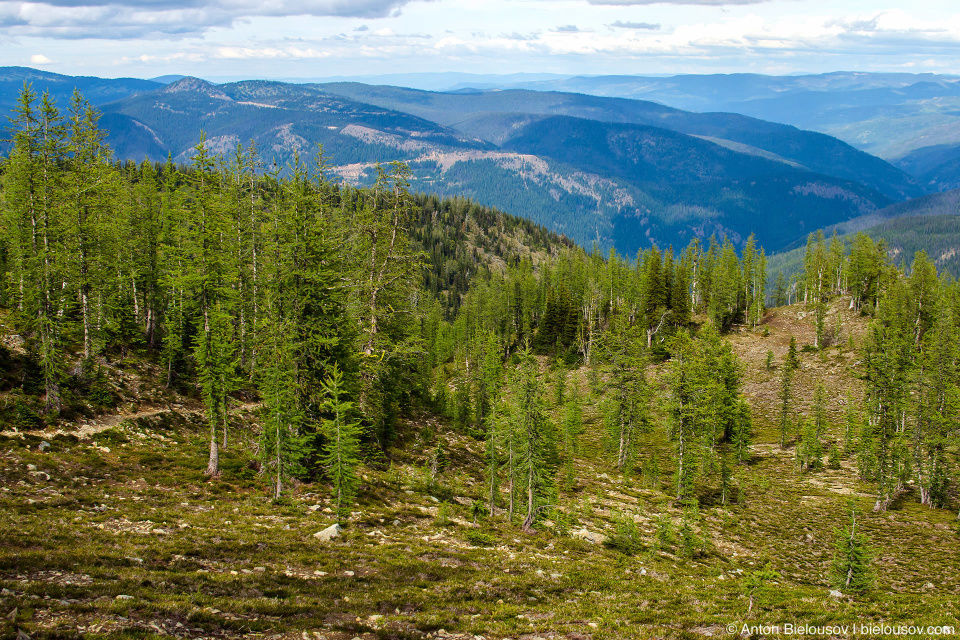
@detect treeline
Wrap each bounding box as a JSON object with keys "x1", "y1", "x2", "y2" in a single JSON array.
[
  {"x1": 0, "y1": 86, "x2": 567, "y2": 512},
  {"x1": 9, "y1": 87, "x2": 955, "y2": 527},
  {"x1": 777, "y1": 230, "x2": 960, "y2": 514},
  {"x1": 0, "y1": 87, "x2": 438, "y2": 506}
]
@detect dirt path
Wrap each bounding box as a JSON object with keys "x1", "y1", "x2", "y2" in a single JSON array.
[{"x1": 1, "y1": 401, "x2": 260, "y2": 440}]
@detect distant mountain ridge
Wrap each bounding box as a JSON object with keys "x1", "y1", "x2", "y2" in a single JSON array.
[
  {"x1": 452, "y1": 71, "x2": 960, "y2": 193},
  {"x1": 767, "y1": 187, "x2": 960, "y2": 284},
  {"x1": 0, "y1": 67, "x2": 932, "y2": 258},
  {"x1": 0, "y1": 66, "x2": 161, "y2": 113},
  {"x1": 316, "y1": 82, "x2": 923, "y2": 202}
]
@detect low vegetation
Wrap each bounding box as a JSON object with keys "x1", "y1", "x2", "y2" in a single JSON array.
[{"x1": 1, "y1": 87, "x2": 959, "y2": 639}]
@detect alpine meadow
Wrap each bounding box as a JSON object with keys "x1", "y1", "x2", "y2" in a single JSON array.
[{"x1": 2, "y1": 9, "x2": 960, "y2": 640}]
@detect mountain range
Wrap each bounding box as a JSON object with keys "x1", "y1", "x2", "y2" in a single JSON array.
[
  {"x1": 0, "y1": 67, "x2": 954, "y2": 260},
  {"x1": 455, "y1": 71, "x2": 960, "y2": 192}
]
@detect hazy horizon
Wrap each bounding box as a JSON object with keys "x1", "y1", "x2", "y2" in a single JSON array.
[{"x1": 2, "y1": 1, "x2": 960, "y2": 81}]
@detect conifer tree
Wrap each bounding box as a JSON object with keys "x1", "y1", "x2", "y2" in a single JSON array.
[
  {"x1": 861, "y1": 282, "x2": 913, "y2": 511},
  {"x1": 514, "y1": 350, "x2": 555, "y2": 532},
  {"x1": 64, "y1": 90, "x2": 114, "y2": 361},
  {"x1": 777, "y1": 363, "x2": 794, "y2": 449},
  {"x1": 319, "y1": 364, "x2": 363, "y2": 522},
  {"x1": 259, "y1": 318, "x2": 307, "y2": 500},
  {"x1": 5, "y1": 86, "x2": 69, "y2": 415},
  {"x1": 667, "y1": 330, "x2": 700, "y2": 501},
  {"x1": 184, "y1": 136, "x2": 238, "y2": 476},
  {"x1": 605, "y1": 327, "x2": 650, "y2": 472},
  {"x1": 797, "y1": 417, "x2": 823, "y2": 471},
  {"x1": 832, "y1": 502, "x2": 874, "y2": 594},
  {"x1": 773, "y1": 271, "x2": 788, "y2": 307},
  {"x1": 561, "y1": 384, "x2": 583, "y2": 490}
]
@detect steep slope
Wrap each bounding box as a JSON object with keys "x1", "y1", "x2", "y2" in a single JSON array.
[
  {"x1": 496, "y1": 115, "x2": 892, "y2": 253},
  {"x1": 318, "y1": 83, "x2": 924, "y2": 202},
  {"x1": 0, "y1": 72, "x2": 889, "y2": 255},
  {"x1": 94, "y1": 77, "x2": 896, "y2": 254},
  {"x1": 895, "y1": 143, "x2": 960, "y2": 192}
]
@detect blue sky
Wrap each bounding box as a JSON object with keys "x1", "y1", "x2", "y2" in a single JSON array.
[{"x1": 4, "y1": 0, "x2": 960, "y2": 79}]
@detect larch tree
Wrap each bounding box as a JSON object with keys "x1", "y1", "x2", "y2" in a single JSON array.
[{"x1": 319, "y1": 364, "x2": 362, "y2": 523}]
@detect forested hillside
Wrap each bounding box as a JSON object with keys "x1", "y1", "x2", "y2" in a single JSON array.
[
  {"x1": 2, "y1": 69, "x2": 923, "y2": 257},
  {"x1": 766, "y1": 187, "x2": 960, "y2": 287},
  {"x1": 2, "y1": 82, "x2": 960, "y2": 640},
  {"x1": 319, "y1": 82, "x2": 923, "y2": 202},
  {"x1": 3, "y1": 83, "x2": 957, "y2": 513}
]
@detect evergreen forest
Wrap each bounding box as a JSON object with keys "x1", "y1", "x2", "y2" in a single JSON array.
[{"x1": 2, "y1": 87, "x2": 959, "y2": 640}]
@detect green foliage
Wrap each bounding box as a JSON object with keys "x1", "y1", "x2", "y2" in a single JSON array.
[
  {"x1": 651, "y1": 512, "x2": 675, "y2": 555},
  {"x1": 465, "y1": 529, "x2": 497, "y2": 547},
  {"x1": 603, "y1": 327, "x2": 651, "y2": 473},
  {"x1": 605, "y1": 511, "x2": 644, "y2": 556},
  {"x1": 318, "y1": 365, "x2": 363, "y2": 523},
  {"x1": 667, "y1": 324, "x2": 751, "y2": 501},
  {"x1": 796, "y1": 418, "x2": 823, "y2": 472},
  {"x1": 560, "y1": 385, "x2": 583, "y2": 490},
  {"x1": 832, "y1": 503, "x2": 874, "y2": 594},
  {"x1": 743, "y1": 562, "x2": 781, "y2": 614}
]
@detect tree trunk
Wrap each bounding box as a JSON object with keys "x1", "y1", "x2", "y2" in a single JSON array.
[
  {"x1": 522, "y1": 463, "x2": 535, "y2": 532},
  {"x1": 205, "y1": 423, "x2": 220, "y2": 477}
]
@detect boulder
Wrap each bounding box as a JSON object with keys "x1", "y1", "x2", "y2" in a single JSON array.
[
  {"x1": 313, "y1": 523, "x2": 342, "y2": 542},
  {"x1": 572, "y1": 527, "x2": 607, "y2": 545}
]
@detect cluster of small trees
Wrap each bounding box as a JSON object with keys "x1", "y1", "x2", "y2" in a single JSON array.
[
  {"x1": 859, "y1": 253, "x2": 959, "y2": 512},
  {"x1": 783, "y1": 229, "x2": 960, "y2": 515},
  {"x1": 434, "y1": 234, "x2": 767, "y2": 435},
  {"x1": 0, "y1": 87, "x2": 427, "y2": 514}
]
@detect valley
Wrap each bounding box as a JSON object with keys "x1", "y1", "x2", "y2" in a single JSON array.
[{"x1": 1, "y1": 65, "x2": 959, "y2": 640}]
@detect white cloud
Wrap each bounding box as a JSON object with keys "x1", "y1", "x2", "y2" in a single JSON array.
[
  {"x1": 0, "y1": 0, "x2": 424, "y2": 39},
  {"x1": 608, "y1": 20, "x2": 661, "y2": 30},
  {"x1": 30, "y1": 53, "x2": 54, "y2": 63},
  {"x1": 587, "y1": 0, "x2": 769, "y2": 5},
  {"x1": 216, "y1": 45, "x2": 332, "y2": 59},
  {"x1": 7, "y1": 0, "x2": 960, "y2": 78}
]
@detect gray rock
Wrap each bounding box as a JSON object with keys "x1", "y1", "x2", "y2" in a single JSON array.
[
  {"x1": 829, "y1": 590, "x2": 842, "y2": 598},
  {"x1": 115, "y1": 595, "x2": 134, "y2": 600},
  {"x1": 313, "y1": 523, "x2": 342, "y2": 542},
  {"x1": 38, "y1": 441, "x2": 50, "y2": 452},
  {"x1": 572, "y1": 527, "x2": 607, "y2": 545}
]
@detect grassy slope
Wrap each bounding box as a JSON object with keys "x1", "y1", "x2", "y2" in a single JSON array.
[{"x1": 2, "y1": 300, "x2": 959, "y2": 640}]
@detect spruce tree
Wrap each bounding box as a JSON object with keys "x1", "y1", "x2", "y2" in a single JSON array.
[
  {"x1": 773, "y1": 271, "x2": 788, "y2": 307},
  {"x1": 605, "y1": 327, "x2": 650, "y2": 473}
]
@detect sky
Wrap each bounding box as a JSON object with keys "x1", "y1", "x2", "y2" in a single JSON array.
[{"x1": 4, "y1": 0, "x2": 960, "y2": 80}]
